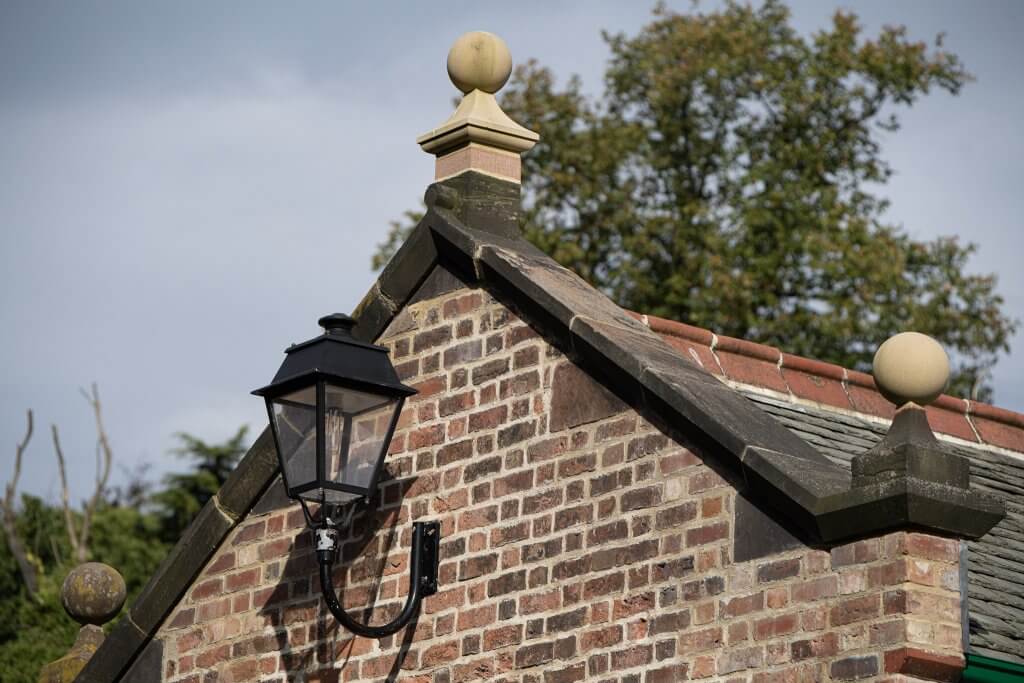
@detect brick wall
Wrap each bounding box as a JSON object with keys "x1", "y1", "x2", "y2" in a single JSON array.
[{"x1": 156, "y1": 281, "x2": 966, "y2": 683}]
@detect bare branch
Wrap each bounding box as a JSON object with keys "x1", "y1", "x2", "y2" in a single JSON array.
[
  {"x1": 77, "y1": 383, "x2": 112, "y2": 562},
  {"x1": 2, "y1": 410, "x2": 37, "y2": 596},
  {"x1": 51, "y1": 424, "x2": 82, "y2": 561}
]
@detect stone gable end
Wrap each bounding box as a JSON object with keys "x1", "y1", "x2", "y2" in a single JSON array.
[{"x1": 154, "y1": 278, "x2": 965, "y2": 683}]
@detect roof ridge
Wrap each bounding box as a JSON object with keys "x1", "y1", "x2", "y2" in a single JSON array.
[{"x1": 636, "y1": 312, "x2": 1024, "y2": 452}]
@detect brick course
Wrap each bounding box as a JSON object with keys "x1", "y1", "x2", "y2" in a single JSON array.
[{"x1": 156, "y1": 284, "x2": 966, "y2": 682}]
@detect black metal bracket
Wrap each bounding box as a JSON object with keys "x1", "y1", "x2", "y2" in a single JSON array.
[
  {"x1": 418, "y1": 520, "x2": 440, "y2": 597},
  {"x1": 318, "y1": 520, "x2": 440, "y2": 638}
]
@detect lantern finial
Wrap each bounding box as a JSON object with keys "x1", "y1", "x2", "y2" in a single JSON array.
[{"x1": 319, "y1": 313, "x2": 356, "y2": 336}]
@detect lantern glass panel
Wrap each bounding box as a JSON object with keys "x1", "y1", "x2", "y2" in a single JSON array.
[
  {"x1": 270, "y1": 386, "x2": 317, "y2": 494},
  {"x1": 323, "y1": 384, "x2": 398, "y2": 503}
]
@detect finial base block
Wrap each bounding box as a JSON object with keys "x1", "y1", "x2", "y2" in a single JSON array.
[
  {"x1": 851, "y1": 405, "x2": 970, "y2": 489},
  {"x1": 38, "y1": 625, "x2": 105, "y2": 683},
  {"x1": 418, "y1": 90, "x2": 538, "y2": 183},
  {"x1": 436, "y1": 143, "x2": 522, "y2": 183}
]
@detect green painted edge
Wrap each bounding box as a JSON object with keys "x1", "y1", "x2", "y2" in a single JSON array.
[{"x1": 964, "y1": 654, "x2": 1024, "y2": 683}]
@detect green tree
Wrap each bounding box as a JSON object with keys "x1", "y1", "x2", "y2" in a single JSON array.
[
  {"x1": 153, "y1": 426, "x2": 249, "y2": 541},
  {"x1": 0, "y1": 495, "x2": 167, "y2": 683},
  {"x1": 375, "y1": 2, "x2": 1015, "y2": 399},
  {"x1": 0, "y1": 425, "x2": 251, "y2": 682}
]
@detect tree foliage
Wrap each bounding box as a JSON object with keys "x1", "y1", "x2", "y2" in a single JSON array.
[
  {"x1": 375, "y1": 1, "x2": 1015, "y2": 399},
  {"x1": 0, "y1": 427, "x2": 250, "y2": 683},
  {"x1": 153, "y1": 426, "x2": 248, "y2": 542}
]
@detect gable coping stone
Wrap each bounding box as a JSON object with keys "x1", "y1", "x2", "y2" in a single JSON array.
[{"x1": 76, "y1": 170, "x2": 1005, "y2": 681}]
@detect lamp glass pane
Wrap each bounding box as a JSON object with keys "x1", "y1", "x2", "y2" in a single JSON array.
[
  {"x1": 270, "y1": 386, "x2": 317, "y2": 494},
  {"x1": 323, "y1": 384, "x2": 397, "y2": 502}
]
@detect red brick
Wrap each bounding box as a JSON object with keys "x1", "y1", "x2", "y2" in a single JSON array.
[
  {"x1": 458, "y1": 604, "x2": 497, "y2": 631},
  {"x1": 225, "y1": 568, "x2": 259, "y2": 592},
  {"x1": 686, "y1": 521, "x2": 729, "y2": 547},
  {"x1": 459, "y1": 505, "x2": 498, "y2": 531},
  {"x1": 411, "y1": 376, "x2": 446, "y2": 399},
  {"x1": 558, "y1": 453, "x2": 597, "y2": 478},
  {"x1": 493, "y1": 470, "x2": 534, "y2": 497},
  {"x1": 422, "y1": 640, "x2": 459, "y2": 667},
  {"x1": 413, "y1": 326, "x2": 453, "y2": 353},
  {"x1": 647, "y1": 664, "x2": 689, "y2": 683},
  {"x1": 581, "y1": 625, "x2": 623, "y2": 651},
  {"x1": 791, "y1": 632, "x2": 839, "y2": 661},
  {"x1": 423, "y1": 586, "x2": 466, "y2": 615},
  {"x1": 176, "y1": 629, "x2": 204, "y2": 653},
  {"x1": 884, "y1": 647, "x2": 965, "y2": 682},
  {"x1": 583, "y1": 572, "x2": 625, "y2": 600},
  {"x1": 439, "y1": 389, "x2": 476, "y2": 416},
  {"x1": 197, "y1": 598, "x2": 231, "y2": 621},
  {"x1": 460, "y1": 554, "x2": 498, "y2": 581},
  {"x1": 520, "y1": 589, "x2": 560, "y2": 615},
  {"x1": 515, "y1": 642, "x2": 554, "y2": 669},
  {"x1": 721, "y1": 592, "x2": 764, "y2": 618},
  {"x1": 205, "y1": 552, "x2": 235, "y2": 575},
  {"x1": 195, "y1": 644, "x2": 231, "y2": 669},
  {"x1": 753, "y1": 613, "x2": 799, "y2": 640},
  {"x1": 407, "y1": 424, "x2": 446, "y2": 451},
  {"x1": 679, "y1": 626, "x2": 720, "y2": 651},
  {"x1": 544, "y1": 662, "x2": 586, "y2": 683},
  {"x1": 555, "y1": 503, "x2": 594, "y2": 531},
  {"x1": 757, "y1": 558, "x2": 800, "y2": 583},
  {"x1": 613, "y1": 592, "x2": 654, "y2": 619},
  {"x1": 442, "y1": 293, "x2": 482, "y2": 318},
  {"x1": 483, "y1": 624, "x2": 523, "y2": 651},
  {"x1": 168, "y1": 608, "x2": 195, "y2": 629},
  {"x1": 232, "y1": 520, "x2": 266, "y2": 545},
  {"x1": 830, "y1": 655, "x2": 879, "y2": 680},
  {"x1": 491, "y1": 520, "x2": 530, "y2": 547},
  {"x1": 791, "y1": 576, "x2": 837, "y2": 603},
  {"x1": 830, "y1": 594, "x2": 880, "y2": 626},
  {"x1": 905, "y1": 533, "x2": 960, "y2": 563},
  {"x1": 260, "y1": 540, "x2": 292, "y2": 561},
  {"x1": 190, "y1": 577, "x2": 222, "y2": 601},
  {"x1": 488, "y1": 570, "x2": 527, "y2": 597},
  {"x1": 610, "y1": 645, "x2": 652, "y2": 670}
]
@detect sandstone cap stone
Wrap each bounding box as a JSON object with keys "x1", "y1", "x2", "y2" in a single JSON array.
[
  {"x1": 872, "y1": 331, "x2": 950, "y2": 407},
  {"x1": 418, "y1": 31, "x2": 538, "y2": 181},
  {"x1": 447, "y1": 31, "x2": 513, "y2": 94},
  {"x1": 61, "y1": 561, "x2": 127, "y2": 626}
]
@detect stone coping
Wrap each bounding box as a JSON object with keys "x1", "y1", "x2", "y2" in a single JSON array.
[
  {"x1": 75, "y1": 171, "x2": 1007, "y2": 681},
  {"x1": 638, "y1": 313, "x2": 1024, "y2": 455}
]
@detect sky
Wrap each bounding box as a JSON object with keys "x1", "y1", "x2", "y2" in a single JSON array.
[{"x1": 1, "y1": 1, "x2": 1021, "y2": 505}]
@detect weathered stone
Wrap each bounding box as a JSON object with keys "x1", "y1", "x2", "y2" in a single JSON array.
[
  {"x1": 61, "y1": 563, "x2": 126, "y2": 626},
  {"x1": 129, "y1": 499, "x2": 234, "y2": 634},
  {"x1": 351, "y1": 281, "x2": 398, "y2": 344},
  {"x1": 852, "y1": 407, "x2": 970, "y2": 488},
  {"x1": 217, "y1": 427, "x2": 279, "y2": 520},
  {"x1": 733, "y1": 493, "x2": 804, "y2": 563},
  {"x1": 436, "y1": 171, "x2": 522, "y2": 239},
  {"x1": 72, "y1": 616, "x2": 146, "y2": 682},
  {"x1": 409, "y1": 264, "x2": 473, "y2": 305},
  {"x1": 250, "y1": 474, "x2": 291, "y2": 515},
  {"x1": 120, "y1": 636, "x2": 163, "y2": 683},
  {"x1": 549, "y1": 363, "x2": 626, "y2": 433},
  {"x1": 38, "y1": 625, "x2": 105, "y2": 683}
]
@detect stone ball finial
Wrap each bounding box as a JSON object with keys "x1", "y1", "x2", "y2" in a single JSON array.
[
  {"x1": 872, "y1": 331, "x2": 950, "y2": 407},
  {"x1": 447, "y1": 31, "x2": 513, "y2": 94},
  {"x1": 61, "y1": 562, "x2": 127, "y2": 626}
]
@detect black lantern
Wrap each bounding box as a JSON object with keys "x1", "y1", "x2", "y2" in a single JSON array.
[{"x1": 254, "y1": 313, "x2": 439, "y2": 637}]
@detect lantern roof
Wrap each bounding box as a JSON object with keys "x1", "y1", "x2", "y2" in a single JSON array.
[{"x1": 252, "y1": 313, "x2": 415, "y2": 399}]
